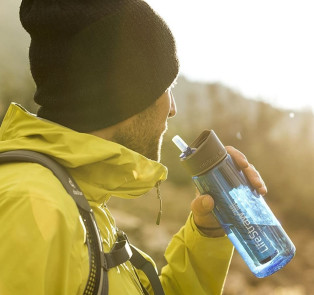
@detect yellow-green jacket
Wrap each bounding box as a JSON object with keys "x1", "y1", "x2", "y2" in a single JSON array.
[{"x1": 0, "y1": 104, "x2": 233, "y2": 295}]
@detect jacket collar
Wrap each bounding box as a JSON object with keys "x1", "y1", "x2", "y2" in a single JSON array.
[{"x1": 0, "y1": 103, "x2": 168, "y2": 203}]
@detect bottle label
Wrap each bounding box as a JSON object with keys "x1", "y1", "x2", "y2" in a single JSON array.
[
  {"x1": 229, "y1": 200, "x2": 269, "y2": 254},
  {"x1": 228, "y1": 185, "x2": 278, "y2": 262}
]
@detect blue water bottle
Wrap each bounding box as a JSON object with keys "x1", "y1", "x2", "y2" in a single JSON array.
[{"x1": 172, "y1": 130, "x2": 295, "y2": 278}]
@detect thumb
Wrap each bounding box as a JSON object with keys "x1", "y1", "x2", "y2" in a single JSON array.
[
  {"x1": 191, "y1": 194, "x2": 214, "y2": 217},
  {"x1": 191, "y1": 194, "x2": 222, "y2": 230}
]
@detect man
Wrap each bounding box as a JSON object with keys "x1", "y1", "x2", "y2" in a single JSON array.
[{"x1": 0, "y1": 0, "x2": 266, "y2": 294}]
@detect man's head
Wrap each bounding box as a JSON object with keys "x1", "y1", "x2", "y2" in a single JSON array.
[{"x1": 20, "y1": 0, "x2": 179, "y2": 134}]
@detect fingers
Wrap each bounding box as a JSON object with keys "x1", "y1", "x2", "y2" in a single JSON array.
[
  {"x1": 243, "y1": 164, "x2": 267, "y2": 195},
  {"x1": 226, "y1": 146, "x2": 249, "y2": 169},
  {"x1": 226, "y1": 146, "x2": 267, "y2": 196}
]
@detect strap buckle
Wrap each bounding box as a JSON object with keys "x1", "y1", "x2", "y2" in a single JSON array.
[{"x1": 102, "y1": 230, "x2": 132, "y2": 271}]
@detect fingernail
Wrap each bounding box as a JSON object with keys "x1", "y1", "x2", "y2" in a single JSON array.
[
  {"x1": 259, "y1": 186, "x2": 267, "y2": 196},
  {"x1": 263, "y1": 185, "x2": 268, "y2": 195}
]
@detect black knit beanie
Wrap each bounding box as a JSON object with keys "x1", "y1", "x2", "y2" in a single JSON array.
[{"x1": 19, "y1": 0, "x2": 179, "y2": 132}]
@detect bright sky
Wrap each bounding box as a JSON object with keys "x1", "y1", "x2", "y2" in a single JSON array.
[{"x1": 146, "y1": 0, "x2": 314, "y2": 112}]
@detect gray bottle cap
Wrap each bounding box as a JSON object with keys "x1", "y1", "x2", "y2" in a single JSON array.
[{"x1": 181, "y1": 130, "x2": 227, "y2": 176}]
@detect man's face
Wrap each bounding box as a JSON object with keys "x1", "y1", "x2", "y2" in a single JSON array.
[{"x1": 112, "y1": 89, "x2": 177, "y2": 161}]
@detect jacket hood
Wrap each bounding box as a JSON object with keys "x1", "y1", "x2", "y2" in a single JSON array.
[{"x1": 0, "y1": 103, "x2": 167, "y2": 203}]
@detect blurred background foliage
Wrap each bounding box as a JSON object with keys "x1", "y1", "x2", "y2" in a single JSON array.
[{"x1": 1, "y1": 3, "x2": 314, "y2": 294}]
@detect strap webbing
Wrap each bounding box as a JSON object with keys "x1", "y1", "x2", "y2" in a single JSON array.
[
  {"x1": 102, "y1": 239, "x2": 132, "y2": 270},
  {"x1": 0, "y1": 150, "x2": 105, "y2": 295},
  {"x1": 130, "y1": 246, "x2": 165, "y2": 295}
]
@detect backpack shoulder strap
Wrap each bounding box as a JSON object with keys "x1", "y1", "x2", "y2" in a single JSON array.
[
  {"x1": 0, "y1": 150, "x2": 106, "y2": 295},
  {"x1": 130, "y1": 245, "x2": 165, "y2": 295},
  {"x1": 115, "y1": 231, "x2": 165, "y2": 295}
]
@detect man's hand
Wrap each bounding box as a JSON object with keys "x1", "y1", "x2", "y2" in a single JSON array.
[{"x1": 191, "y1": 146, "x2": 267, "y2": 237}]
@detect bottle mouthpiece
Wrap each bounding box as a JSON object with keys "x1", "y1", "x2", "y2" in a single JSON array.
[
  {"x1": 172, "y1": 135, "x2": 188, "y2": 152},
  {"x1": 172, "y1": 135, "x2": 193, "y2": 156}
]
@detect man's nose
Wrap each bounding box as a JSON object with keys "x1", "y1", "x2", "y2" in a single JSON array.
[{"x1": 168, "y1": 91, "x2": 177, "y2": 118}]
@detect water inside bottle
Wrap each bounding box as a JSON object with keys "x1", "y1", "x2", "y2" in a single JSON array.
[{"x1": 224, "y1": 223, "x2": 295, "y2": 277}]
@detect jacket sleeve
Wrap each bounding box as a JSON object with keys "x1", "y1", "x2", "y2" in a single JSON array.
[{"x1": 159, "y1": 213, "x2": 234, "y2": 295}]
